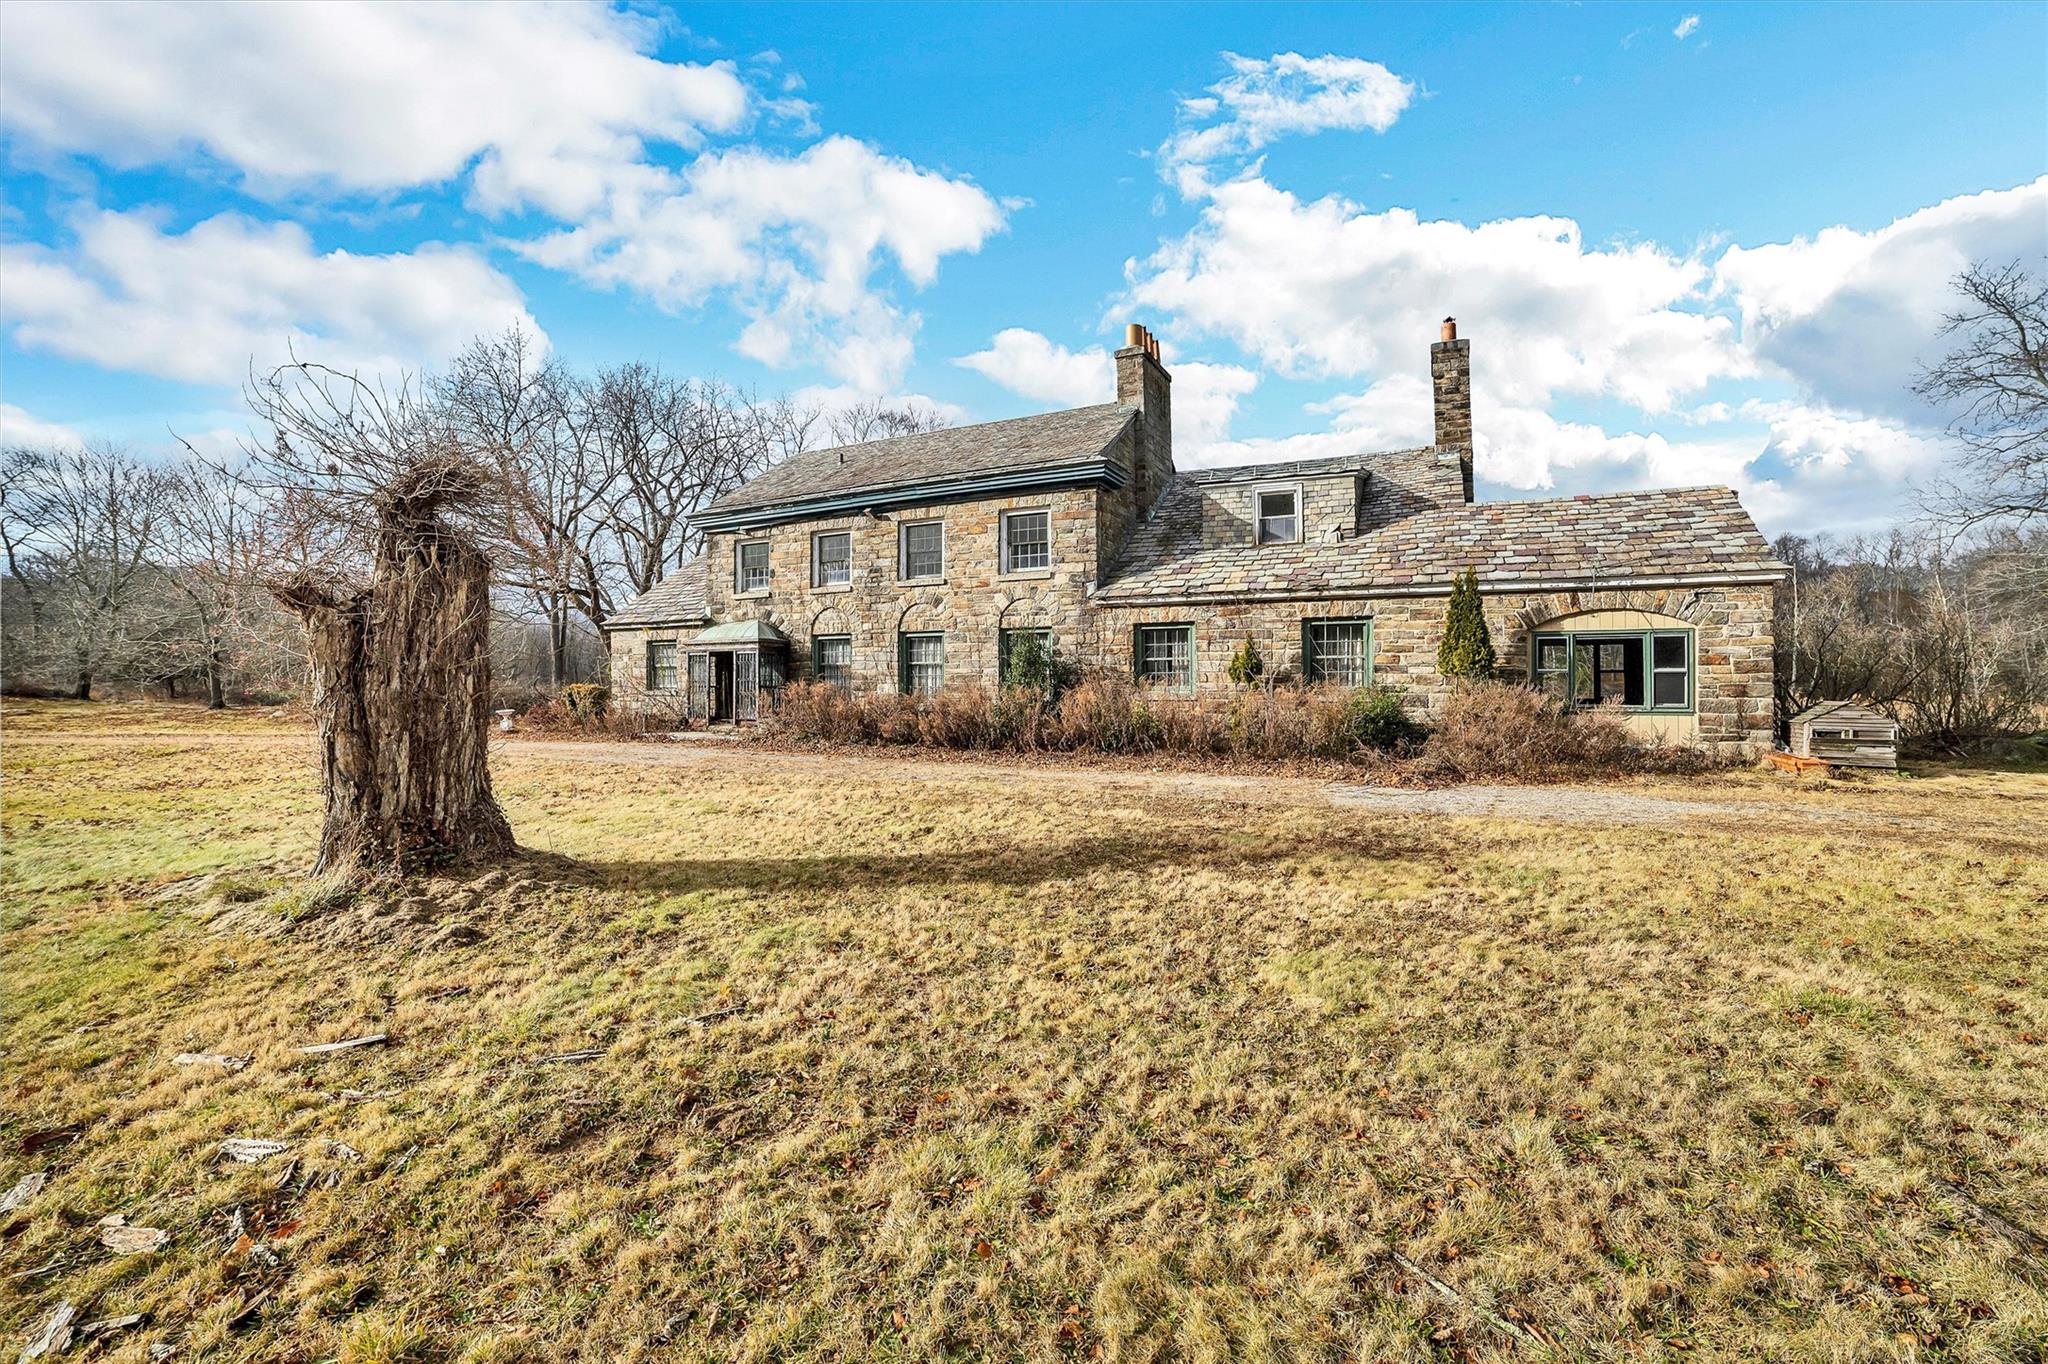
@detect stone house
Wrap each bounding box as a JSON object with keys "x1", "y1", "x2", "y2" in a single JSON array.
[{"x1": 605, "y1": 321, "x2": 1785, "y2": 757}]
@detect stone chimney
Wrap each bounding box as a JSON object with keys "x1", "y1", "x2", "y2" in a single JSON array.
[
  {"x1": 1115, "y1": 323, "x2": 1174, "y2": 514},
  {"x1": 1430, "y1": 317, "x2": 1475, "y2": 503}
]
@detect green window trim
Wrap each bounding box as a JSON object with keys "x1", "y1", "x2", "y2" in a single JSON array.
[
  {"x1": 998, "y1": 627, "x2": 1052, "y2": 682},
  {"x1": 1133, "y1": 623, "x2": 1195, "y2": 695},
  {"x1": 1301, "y1": 617, "x2": 1374, "y2": 687},
  {"x1": 1531, "y1": 627, "x2": 1694, "y2": 714}
]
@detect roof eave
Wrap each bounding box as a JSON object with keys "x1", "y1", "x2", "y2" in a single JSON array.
[
  {"x1": 693, "y1": 456, "x2": 1128, "y2": 533},
  {"x1": 1094, "y1": 567, "x2": 1790, "y2": 606},
  {"x1": 602, "y1": 614, "x2": 710, "y2": 632}
]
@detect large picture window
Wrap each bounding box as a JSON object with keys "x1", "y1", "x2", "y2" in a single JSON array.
[
  {"x1": 812, "y1": 634, "x2": 852, "y2": 687},
  {"x1": 646, "y1": 640, "x2": 678, "y2": 692},
  {"x1": 1303, "y1": 619, "x2": 1372, "y2": 687},
  {"x1": 735, "y1": 539, "x2": 770, "y2": 592},
  {"x1": 900, "y1": 632, "x2": 945, "y2": 694},
  {"x1": 1533, "y1": 628, "x2": 1691, "y2": 712},
  {"x1": 1002, "y1": 509, "x2": 1050, "y2": 573},
  {"x1": 1135, "y1": 624, "x2": 1194, "y2": 693},
  {"x1": 812, "y1": 531, "x2": 851, "y2": 587},
  {"x1": 899, "y1": 521, "x2": 945, "y2": 579}
]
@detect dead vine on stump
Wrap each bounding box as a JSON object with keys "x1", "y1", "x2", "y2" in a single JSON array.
[{"x1": 274, "y1": 465, "x2": 514, "y2": 879}]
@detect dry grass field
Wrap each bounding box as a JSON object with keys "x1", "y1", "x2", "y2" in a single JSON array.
[{"x1": 3, "y1": 700, "x2": 2045, "y2": 1364}]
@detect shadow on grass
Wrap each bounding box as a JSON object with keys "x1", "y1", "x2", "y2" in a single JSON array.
[{"x1": 555, "y1": 827, "x2": 1438, "y2": 900}]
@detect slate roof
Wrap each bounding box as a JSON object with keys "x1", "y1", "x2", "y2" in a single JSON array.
[
  {"x1": 700, "y1": 404, "x2": 1135, "y2": 516},
  {"x1": 605, "y1": 557, "x2": 708, "y2": 628},
  {"x1": 1181, "y1": 452, "x2": 1403, "y2": 484},
  {"x1": 1099, "y1": 482, "x2": 1785, "y2": 601}
]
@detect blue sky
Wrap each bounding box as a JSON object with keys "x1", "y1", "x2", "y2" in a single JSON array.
[{"x1": 2, "y1": 1, "x2": 2043, "y2": 537}]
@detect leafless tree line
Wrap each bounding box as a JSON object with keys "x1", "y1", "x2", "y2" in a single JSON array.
[
  {"x1": 1773, "y1": 526, "x2": 2047, "y2": 748},
  {"x1": 0, "y1": 328, "x2": 946, "y2": 702}
]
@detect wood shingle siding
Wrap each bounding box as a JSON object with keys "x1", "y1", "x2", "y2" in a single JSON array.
[{"x1": 1790, "y1": 701, "x2": 1899, "y2": 769}]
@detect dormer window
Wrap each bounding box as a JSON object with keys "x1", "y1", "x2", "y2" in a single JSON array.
[{"x1": 1255, "y1": 487, "x2": 1300, "y2": 545}]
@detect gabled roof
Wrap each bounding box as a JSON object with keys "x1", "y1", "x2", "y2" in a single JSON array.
[
  {"x1": 1099, "y1": 482, "x2": 1785, "y2": 602},
  {"x1": 694, "y1": 403, "x2": 1135, "y2": 528},
  {"x1": 605, "y1": 558, "x2": 708, "y2": 630}
]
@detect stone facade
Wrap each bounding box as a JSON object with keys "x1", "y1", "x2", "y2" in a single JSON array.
[
  {"x1": 605, "y1": 322, "x2": 1784, "y2": 756},
  {"x1": 1092, "y1": 582, "x2": 1776, "y2": 759}
]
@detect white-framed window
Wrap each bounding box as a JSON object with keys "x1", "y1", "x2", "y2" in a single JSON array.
[
  {"x1": 1304, "y1": 619, "x2": 1372, "y2": 687},
  {"x1": 900, "y1": 631, "x2": 945, "y2": 694},
  {"x1": 735, "y1": 538, "x2": 770, "y2": 592},
  {"x1": 1001, "y1": 509, "x2": 1051, "y2": 573},
  {"x1": 812, "y1": 530, "x2": 851, "y2": 587},
  {"x1": 812, "y1": 634, "x2": 852, "y2": 687},
  {"x1": 1255, "y1": 486, "x2": 1300, "y2": 545},
  {"x1": 646, "y1": 640, "x2": 679, "y2": 692},
  {"x1": 1135, "y1": 624, "x2": 1194, "y2": 693},
  {"x1": 899, "y1": 520, "x2": 945, "y2": 580}
]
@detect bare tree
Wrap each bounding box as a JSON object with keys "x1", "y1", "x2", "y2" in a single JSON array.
[
  {"x1": 160, "y1": 459, "x2": 278, "y2": 708},
  {"x1": 0, "y1": 443, "x2": 175, "y2": 699},
  {"x1": 584, "y1": 365, "x2": 815, "y2": 602},
  {"x1": 441, "y1": 328, "x2": 604, "y2": 686},
  {"x1": 234, "y1": 360, "x2": 515, "y2": 877},
  {"x1": 1916, "y1": 259, "x2": 2048, "y2": 537},
  {"x1": 825, "y1": 398, "x2": 949, "y2": 445}
]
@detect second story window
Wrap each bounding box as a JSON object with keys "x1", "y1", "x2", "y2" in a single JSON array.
[
  {"x1": 735, "y1": 539, "x2": 770, "y2": 593},
  {"x1": 1002, "y1": 509, "x2": 1051, "y2": 573},
  {"x1": 1256, "y1": 488, "x2": 1300, "y2": 545},
  {"x1": 813, "y1": 531, "x2": 851, "y2": 587},
  {"x1": 900, "y1": 520, "x2": 945, "y2": 580}
]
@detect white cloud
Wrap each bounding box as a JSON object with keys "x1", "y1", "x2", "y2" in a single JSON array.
[
  {"x1": 520, "y1": 135, "x2": 1007, "y2": 393},
  {"x1": 1162, "y1": 52, "x2": 1415, "y2": 176},
  {"x1": 1744, "y1": 399, "x2": 1946, "y2": 479},
  {"x1": 0, "y1": 4, "x2": 997, "y2": 389},
  {"x1": 0, "y1": 210, "x2": 541, "y2": 386},
  {"x1": 0, "y1": 1, "x2": 749, "y2": 219},
  {"x1": 1126, "y1": 176, "x2": 1747, "y2": 416},
  {"x1": 1673, "y1": 15, "x2": 1702, "y2": 40},
  {"x1": 1713, "y1": 177, "x2": 2048, "y2": 421},
  {"x1": 0, "y1": 403, "x2": 83, "y2": 449},
  {"x1": 951, "y1": 329, "x2": 1258, "y2": 454},
  {"x1": 954, "y1": 329, "x2": 1106, "y2": 406}
]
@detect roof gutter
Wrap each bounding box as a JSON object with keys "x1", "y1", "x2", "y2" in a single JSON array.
[
  {"x1": 1093, "y1": 568, "x2": 1789, "y2": 607},
  {"x1": 600, "y1": 615, "x2": 711, "y2": 633},
  {"x1": 693, "y1": 456, "x2": 1126, "y2": 533}
]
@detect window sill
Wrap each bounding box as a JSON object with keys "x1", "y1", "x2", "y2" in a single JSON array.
[
  {"x1": 809, "y1": 582, "x2": 852, "y2": 594},
  {"x1": 997, "y1": 568, "x2": 1055, "y2": 581},
  {"x1": 898, "y1": 575, "x2": 946, "y2": 586},
  {"x1": 733, "y1": 589, "x2": 771, "y2": 600}
]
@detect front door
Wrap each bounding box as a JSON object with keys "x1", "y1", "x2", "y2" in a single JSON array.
[{"x1": 712, "y1": 652, "x2": 735, "y2": 721}]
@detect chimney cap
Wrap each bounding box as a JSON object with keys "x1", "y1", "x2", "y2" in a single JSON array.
[{"x1": 1440, "y1": 317, "x2": 1457, "y2": 342}]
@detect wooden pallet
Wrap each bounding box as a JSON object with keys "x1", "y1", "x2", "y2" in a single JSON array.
[{"x1": 1765, "y1": 750, "x2": 1832, "y2": 776}]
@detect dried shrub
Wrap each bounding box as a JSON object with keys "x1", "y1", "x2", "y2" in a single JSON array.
[
  {"x1": 561, "y1": 683, "x2": 609, "y2": 722},
  {"x1": 1422, "y1": 680, "x2": 1705, "y2": 780},
  {"x1": 773, "y1": 675, "x2": 1434, "y2": 764}
]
